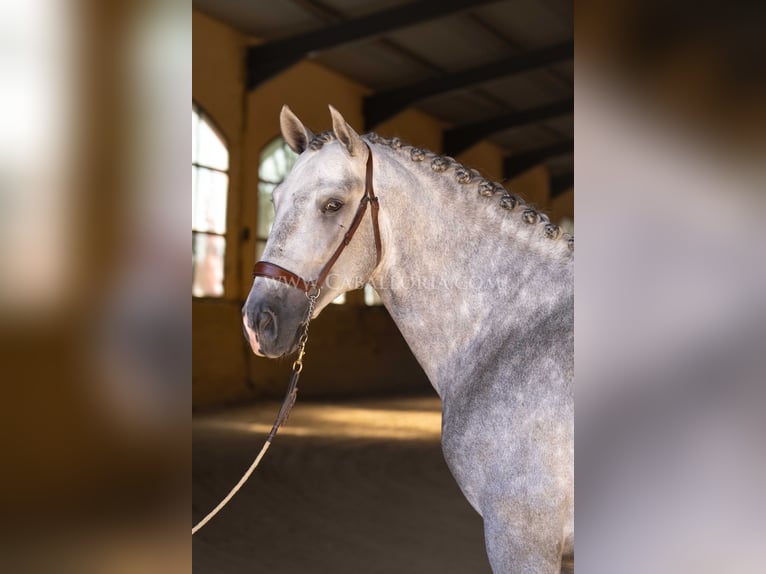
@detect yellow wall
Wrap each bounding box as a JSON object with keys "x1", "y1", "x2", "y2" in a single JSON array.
[
  {"x1": 193, "y1": 11, "x2": 249, "y2": 405},
  {"x1": 192, "y1": 10, "x2": 245, "y2": 301},
  {"x1": 550, "y1": 188, "x2": 574, "y2": 226},
  {"x1": 192, "y1": 9, "x2": 573, "y2": 409}
]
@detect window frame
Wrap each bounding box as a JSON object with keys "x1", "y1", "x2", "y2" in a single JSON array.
[
  {"x1": 255, "y1": 137, "x2": 297, "y2": 251},
  {"x1": 192, "y1": 102, "x2": 230, "y2": 299}
]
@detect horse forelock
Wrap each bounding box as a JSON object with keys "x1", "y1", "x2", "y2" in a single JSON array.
[{"x1": 308, "y1": 130, "x2": 337, "y2": 151}]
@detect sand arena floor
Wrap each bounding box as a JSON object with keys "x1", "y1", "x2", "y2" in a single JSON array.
[{"x1": 193, "y1": 395, "x2": 573, "y2": 573}]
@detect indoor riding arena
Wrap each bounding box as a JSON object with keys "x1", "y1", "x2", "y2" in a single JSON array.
[{"x1": 192, "y1": 1, "x2": 573, "y2": 572}]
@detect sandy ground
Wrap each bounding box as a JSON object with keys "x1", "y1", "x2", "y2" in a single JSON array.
[{"x1": 192, "y1": 395, "x2": 573, "y2": 573}]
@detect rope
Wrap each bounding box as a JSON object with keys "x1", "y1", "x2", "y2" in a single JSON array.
[
  {"x1": 192, "y1": 441, "x2": 272, "y2": 535},
  {"x1": 192, "y1": 290, "x2": 319, "y2": 535}
]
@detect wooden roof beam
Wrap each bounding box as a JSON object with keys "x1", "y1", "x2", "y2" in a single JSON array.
[
  {"x1": 364, "y1": 40, "x2": 573, "y2": 129},
  {"x1": 503, "y1": 140, "x2": 573, "y2": 180},
  {"x1": 444, "y1": 97, "x2": 573, "y2": 156},
  {"x1": 246, "y1": 0, "x2": 499, "y2": 89}
]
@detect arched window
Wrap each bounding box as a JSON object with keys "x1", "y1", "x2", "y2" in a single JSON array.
[
  {"x1": 192, "y1": 104, "x2": 229, "y2": 297},
  {"x1": 256, "y1": 137, "x2": 297, "y2": 260}
]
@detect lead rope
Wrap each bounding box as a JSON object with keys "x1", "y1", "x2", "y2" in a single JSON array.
[{"x1": 192, "y1": 289, "x2": 321, "y2": 535}]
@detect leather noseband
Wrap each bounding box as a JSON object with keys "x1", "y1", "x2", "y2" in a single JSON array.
[{"x1": 251, "y1": 143, "x2": 381, "y2": 294}]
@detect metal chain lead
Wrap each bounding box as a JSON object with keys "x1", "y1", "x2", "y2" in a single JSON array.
[
  {"x1": 268, "y1": 288, "x2": 320, "y2": 440},
  {"x1": 292, "y1": 289, "x2": 319, "y2": 375}
]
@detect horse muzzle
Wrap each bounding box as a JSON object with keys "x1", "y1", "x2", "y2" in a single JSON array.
[{"x1": 242, "y1": 282, "x2": 309, "y2": 358}]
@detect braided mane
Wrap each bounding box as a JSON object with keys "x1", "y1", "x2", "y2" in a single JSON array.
[{"x1": 307, "y1": 130, "x2": 573, "y2": 254}]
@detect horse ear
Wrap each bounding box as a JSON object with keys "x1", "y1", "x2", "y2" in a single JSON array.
[
  {"x1": 280, "y1": 105, "x2": 314, "y2": 154},
  {"x1": 329, "y1": 105, "x2": 363, "y2": 157}
]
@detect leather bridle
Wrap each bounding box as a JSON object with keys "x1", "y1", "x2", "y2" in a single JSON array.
[{"x1": 251, "y1": 143, "x2": 381, "y2": 294}]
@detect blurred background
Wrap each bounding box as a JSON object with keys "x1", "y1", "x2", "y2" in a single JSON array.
[
  {"x1": 0, "y1": 0, "x2": 190, "y2": 571},
  {"x1": 576, "y1": 1, "x2": 765, "y2": 574}
]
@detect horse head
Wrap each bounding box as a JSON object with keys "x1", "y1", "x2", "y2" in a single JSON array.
[{"x1": 242, "y1": 106, "x2": 381, "y2": 358}]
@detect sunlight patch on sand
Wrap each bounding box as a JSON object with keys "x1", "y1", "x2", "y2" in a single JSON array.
[{"x1": 197, "y1": 400, "x2": 443, "y2": 441}]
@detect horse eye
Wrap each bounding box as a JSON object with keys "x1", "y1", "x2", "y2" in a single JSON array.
[{"x1": 323, "y1": 199, "x2": 344, "y2": 213}]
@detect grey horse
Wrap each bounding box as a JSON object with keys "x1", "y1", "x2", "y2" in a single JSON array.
[{"x1": 243, "y1": 105, "x2": 574, "y2": 573}]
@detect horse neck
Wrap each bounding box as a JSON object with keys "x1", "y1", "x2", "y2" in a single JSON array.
[{"x1": 368, "y1": 144, "x2": 573, "y2": 398}]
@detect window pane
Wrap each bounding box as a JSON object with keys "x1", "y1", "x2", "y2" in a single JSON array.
[
  {"x1": 193, "y1": 166, "x2": 228, "y2": 234},
  {"x1": 257, "y1": 138, "x2": 298, "y2": 248},
  {"x1": 192, "y1": 109, "x2": 199, "y2": 163},
  {"x1": 331, "y1": 293, "x2": 346, "y2": 305},
  {"x1": 197, "y1": 117, "x2": 228, "y2": 171},
  {"x1": 255, "y1": 240, "x2": 267, "y2": 262},
  {"x1": 364, "y1": 284, "x2": 383, "y2": 306},
  {"x1": 259, "y1": 151, "x2": 279, "y2": 183},
  {"x1": 257, "y1": 182, "x2": 275, "y2": 239},
  {"x1": 191, "y1": 165, "x2": 197, "y2": 228},
  {"x1": 273, "y1": 145, "x2": 288, "y2": 176},
  {"x1": 193, "y1": 233, "x2": 225, "y2": 297},
  {"x1": 259, "y1": 140, "x2": 296, "y2": 182},
  {"x1": 281, "y1": 143, "x2": 297, "y2": 174}
]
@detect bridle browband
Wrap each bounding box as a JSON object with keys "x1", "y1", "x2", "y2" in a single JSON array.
[{"x1": 251, "y1": 143, "x2": 381, "y2": 293}]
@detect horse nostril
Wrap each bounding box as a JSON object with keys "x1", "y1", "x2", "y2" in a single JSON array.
[{"x1": 257, "y1": 309, "x2": 277, "y2": 341}]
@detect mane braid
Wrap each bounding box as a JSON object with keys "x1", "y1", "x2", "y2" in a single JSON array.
[
  {"x1": 306, "y1": 130, "x2": 573, "y2": 254},
  {"x1": 308, "y1": 130, "x2": 337, "y2": 150}
]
